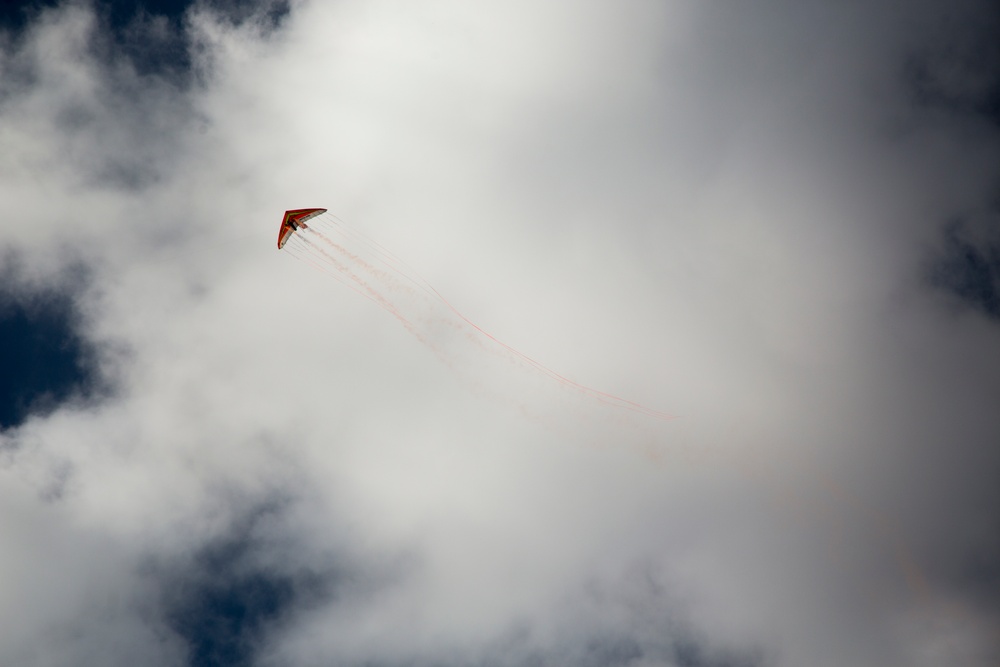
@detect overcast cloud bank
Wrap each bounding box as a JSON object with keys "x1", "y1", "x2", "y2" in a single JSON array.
[{"x1": 1, "y1": 1, "x2": 999, "y2": 666}]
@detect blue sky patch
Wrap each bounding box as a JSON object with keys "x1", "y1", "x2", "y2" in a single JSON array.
[
  {"x1": 930, "y1": 220, "x2": 1000, "y2": 320},
  {"x1": 0, "y1": 266, "x2": 98, "y2": 430},
  {"x1": 160, "y1": 502, "x2": 329, "y2": 667},
  {"x1": 0, "y1": 0, "x2": 291, "y2": 81}
]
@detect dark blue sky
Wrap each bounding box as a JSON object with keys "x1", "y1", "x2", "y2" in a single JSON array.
[
  {"x1": 0, "y1": 0, "x2": 288, "y2": 80},
  {"x1": 0, "y1": 0, "x2": 289, "y2": 31},
  {"x1": 0, "y1": 276, "x2": 95, "y2": 429},
  {"x1": 161, "y1": 503, "x2": 325, "y2": 667},
  {"x1": 930, "y1": 220, "x2": 1000, "y2": 320},
  {"x1": 0, "y1": 0, "x2": 196, "y2": 41},
  {"x1": 0, "y1": 252, "x2": 104, "y2": 431},
  {"x1": 901, "y1": 8, "x2": 1000, "y2": 321}
]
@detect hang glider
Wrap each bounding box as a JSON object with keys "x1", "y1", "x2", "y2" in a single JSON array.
[{"x1": 277, "y1": 208, "x2": 327, "y2": 249}]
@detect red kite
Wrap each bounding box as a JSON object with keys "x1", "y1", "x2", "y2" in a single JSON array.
[{"x1": 277, "y1": 208, "x2": 327, "y2": 249}]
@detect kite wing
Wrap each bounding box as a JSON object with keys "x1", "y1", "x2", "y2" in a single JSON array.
[{"x1": 278, "y1": 208, "x2": 327, "y2": 249}]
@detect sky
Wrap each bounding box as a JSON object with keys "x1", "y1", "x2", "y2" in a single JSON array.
[{"x1": 1, "y1": 1, "x2": 999, "y2": 666}]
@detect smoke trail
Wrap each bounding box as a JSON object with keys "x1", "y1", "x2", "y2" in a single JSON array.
[{"x1": 284, "y1": 213, "x2": 675, "y2": 424}]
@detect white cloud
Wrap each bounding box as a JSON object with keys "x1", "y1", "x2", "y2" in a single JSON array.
[{"x1": 1, "y1": 1, "x2": 998, "y2": 665}]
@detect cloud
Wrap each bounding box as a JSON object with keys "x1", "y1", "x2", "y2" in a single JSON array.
[{"x1": 1, "y1": 1, "x2": 999, "y2": 666}]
